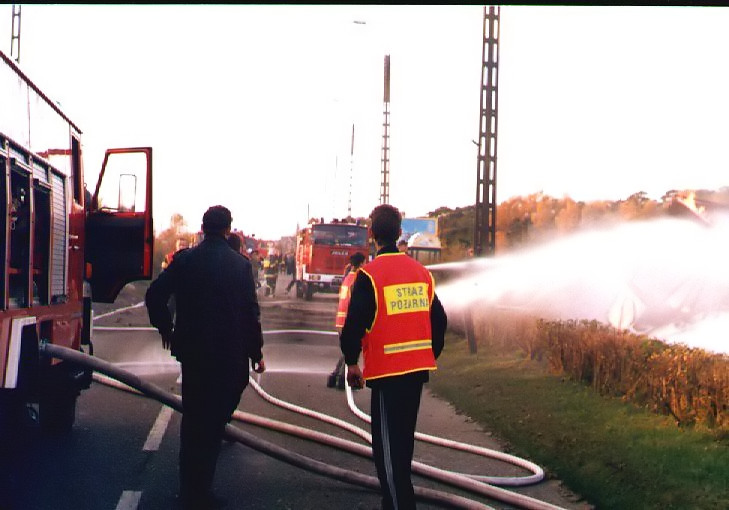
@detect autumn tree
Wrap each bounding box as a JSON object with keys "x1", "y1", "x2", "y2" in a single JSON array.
[
  {"x1": 153, "y1": 213, "x2": 190, "y2": 276},
  {"x1": 554, "y1": 197, "x2": 582, "y2": 233},
  {"x1": 531, "y1": 194, "x2": 558, "y2": 234},
  {"x1": 618, "y1": 192, "x2": 659, "y2": 221}
]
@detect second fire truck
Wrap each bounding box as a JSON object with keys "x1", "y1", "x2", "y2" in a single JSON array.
[{"x1": 294, "y1": 219, "x2": 368, "y2": 300}]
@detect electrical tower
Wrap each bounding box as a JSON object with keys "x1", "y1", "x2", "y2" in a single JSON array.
[
  {"x1": 380, "y1": 54, "x2": 391, "y2": 205},
  {"x1": 10, "y1": 4, "x2": 21, "y2": 63},
  {"x1": 473, "y1": 6, "x2": 500, "y2": 257}
]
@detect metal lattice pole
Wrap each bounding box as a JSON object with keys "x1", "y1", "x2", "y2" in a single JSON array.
[
  {"x1": 474, "y1": 6, "x2": 500, "y2": 257},
  {"x1": 380, "y1": 55, "x2": 391, "y2": 205},
  {"x1": 10, "y1": 4, "x2": 21, "y2": 63}
]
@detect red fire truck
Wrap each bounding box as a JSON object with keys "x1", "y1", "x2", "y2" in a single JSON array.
[
  {"x1": 0, "y1": 51, "x2": 153, "y2": 434},
  {"x1": 294, "y1": 219, "x2": 369, "y2": 300}
]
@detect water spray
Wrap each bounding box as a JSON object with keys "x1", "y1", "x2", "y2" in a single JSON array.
[{"x1": 432, "y1": 215, "x2": 729, "y2": 356}]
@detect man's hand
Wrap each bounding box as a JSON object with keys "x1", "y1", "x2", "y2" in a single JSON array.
[
  {"x1": 161, "y1": 331, "x2": 174, "y2": 350},
  {"x1": 252, "y1": 359, "x2": 266, "y2": 374},
  {"x1": 346, "y1": 364, "x2": 364, "y2": 389}
]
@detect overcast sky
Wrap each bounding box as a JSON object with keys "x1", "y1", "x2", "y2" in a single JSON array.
[{"x1": 2, "y1": 5, "x2": 729, "y2": 239}]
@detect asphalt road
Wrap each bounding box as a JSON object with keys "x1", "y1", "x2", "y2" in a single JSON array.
[{"x1": 1, "y1": 274, "x2": 592, "y2": 510}]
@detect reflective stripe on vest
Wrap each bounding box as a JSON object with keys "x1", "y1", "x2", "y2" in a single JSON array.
[
  {"x1": 360, "y1": 252, "x2": 437, "y2": 380},
  {"x1": 335, "y1": 270, "x2": 357, "y2": 329}
]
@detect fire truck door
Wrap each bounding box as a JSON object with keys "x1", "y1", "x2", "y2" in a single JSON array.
[{"x1": 86, "y1": 147, "x2": 153, "y2": 303}]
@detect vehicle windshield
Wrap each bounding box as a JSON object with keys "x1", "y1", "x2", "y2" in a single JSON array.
[{"x1": 312, "y1": 224, "x2": 368, "y2": 246}]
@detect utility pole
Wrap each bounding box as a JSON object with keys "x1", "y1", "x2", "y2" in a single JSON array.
[
  {"x1": 380, "y1": 54, "x2": 391, "y2": 205},
  {"x1": 10, "y1": 4, "x2": 21, "y2": 63},
  {"x1": 348, "y1": 123, "x2": 354, "y2": 218},
  {"x1": 467, "y1": 6, "x2": 500, "y2": 356},
  {"x1": 473, "y1": 6, "x2": 500, "y2": 257}
]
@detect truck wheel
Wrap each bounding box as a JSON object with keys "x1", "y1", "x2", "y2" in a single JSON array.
[
  {"x1": 0, "y1": 394, "x2": 23, "y2": 437},
  {"x1": 295, "y1": 282, "x2": 303, "y2": 299},
  {"x1": 39, "y1": 387, "x2": 77, "y2": 435},
  {"x1": 304, "y1": 283, "x2": 314, "y2": 301}
]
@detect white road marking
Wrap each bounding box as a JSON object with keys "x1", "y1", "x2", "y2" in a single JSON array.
[
  {"x1": 115, "y1": 491, "x2": 142, "y2": 510},
  {"x1": 94, "y1": 301, "x2": 145, "y2": 321},
  {"x1": 94, "y1": 326, "x2": 157, "y2": 331},
  {"x1": 143, "y1": 405, "x2": 174, "y2": 451}
]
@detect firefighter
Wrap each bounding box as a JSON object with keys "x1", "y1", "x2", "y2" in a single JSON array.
[
  {"x1": 340, "y1": 204, "x2": 447, "y2": 510},
  {"x1": 248, "y1": 249, "x2": 262, "y2": 290},
  {"x1": 161, "y1": 238, "x2": 190, "y2": 321},
  {"x1": 327, "y1": 251, "x2": 366, "y2": 389},
  {"x1": 162, "y1": 238, "x2": 190, "y2": 271},
  {"x1": 263, "y1": 253, "x2": 280, "y2": 297}
]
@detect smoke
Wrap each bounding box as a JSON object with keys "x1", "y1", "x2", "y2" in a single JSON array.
[{"x1": 435, "y1": 213, "x2": 729, "y2": 355}]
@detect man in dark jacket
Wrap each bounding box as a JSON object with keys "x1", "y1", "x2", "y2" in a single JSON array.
[
  {"x1": 340, "y1": 204, "x2": 447, "y2": 510},
  {"x1": 145, "y1": 205, "x2": 265, "y2": 509}
]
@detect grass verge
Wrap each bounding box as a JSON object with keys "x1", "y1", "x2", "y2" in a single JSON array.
[{"x1": 429, "y1": 333, "x2": 729, "y2": 510}]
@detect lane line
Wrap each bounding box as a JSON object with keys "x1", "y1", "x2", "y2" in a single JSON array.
[
  {"x1": 143, "y1": 405, "x2": 174, "y2": 451},
  {"x1": 94, "y1": 302, "x2": 145, "y2": 321},
  {"x1": 115, "y1": 491, "x2": 142, "y2": 510},
  {"x1": 94, "y1": 326, "x2": 157, "y2": 331}
]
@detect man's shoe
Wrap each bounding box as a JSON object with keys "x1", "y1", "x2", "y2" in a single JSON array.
[
  {"x1": 204, "y1": 493, "x2": 227, "y2": 509},
  {"x1": 176, "y1": 492, "x2": 227, "y2": 510}
]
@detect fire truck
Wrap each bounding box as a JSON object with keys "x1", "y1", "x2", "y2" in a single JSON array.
[
  {"x1": 294, "y1": 219, "x2": 369, "y2": 300},
  {"x1": 0, "y1": 50, "x2": 153, "y2": 434}
]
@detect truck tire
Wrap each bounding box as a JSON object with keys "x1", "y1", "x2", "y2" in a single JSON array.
[
  {"x1": 0, "y1": 394, "x2": 23, "y2": 438},
  {"x1": 295, "y1": 282, "x2": 303, "y2": 299},
  {"x1": 39, "y1": 389, "x2": 77, "y2": 435},
  {"x1": 304, "y1": 283, "x2": 314, "y2": 301}
]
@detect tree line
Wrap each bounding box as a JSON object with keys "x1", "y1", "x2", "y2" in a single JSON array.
[
  {"x1": 152, "y1": 187, "x2": 729, "y2": 269},
  {"x1": 432, "y1": 187, "x2": 729, "y2": 262}
]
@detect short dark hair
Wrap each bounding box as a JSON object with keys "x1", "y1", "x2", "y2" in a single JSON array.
[
  {"x1": 202, "y1": 205, "x2": 232, "y2": 234},
  {"x1": 350, "y1": 252, "x2": 366, "y2": 267},
  {"x1": 227, "y1": 233, "x2": 242, "y2": 252},
  {"x1": 369, "y1": 204, "x2": 401, "y2": 246}
]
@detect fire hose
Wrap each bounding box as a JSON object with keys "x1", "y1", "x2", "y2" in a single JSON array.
[{"x1": 40, "y1": 332, "x2": 566, "y2": 510}]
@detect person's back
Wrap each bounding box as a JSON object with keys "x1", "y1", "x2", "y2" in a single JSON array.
[
  {"x1": 171, "y1": 235, "x2": 257, "y2": 365},
  {"x1": 144, "y1": 204, "x2": 265, "y2": 509},
  {"x1": 339, "y1": 203, "x2": 446, "y2": 510}
]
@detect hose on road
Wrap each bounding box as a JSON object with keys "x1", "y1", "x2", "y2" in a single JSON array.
[
  {"x1": 41, "y1": 342, "x2": 496, "y2": 510},
  {"x1": 76, "y1": 325, "x2": 566, "y2": 510}
]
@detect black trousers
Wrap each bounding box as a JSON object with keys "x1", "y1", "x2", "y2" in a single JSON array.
[
  {"x1": 370, "y1": 378, "x2": 424, "y2": 510},
  {"x1": 179, "y1": 361, "x2": 247, "y2": 504}
]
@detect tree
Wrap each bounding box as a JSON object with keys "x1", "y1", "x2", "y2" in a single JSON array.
[
  {"x1": 153, "y1": 213, "x2": 190, "y2": 277},
  {"x1": 555, "y1": 197, "x2": 582, "y2": 233}
]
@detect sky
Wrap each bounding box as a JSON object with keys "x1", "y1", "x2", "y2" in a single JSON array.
[{"x1": 2, "y1": 5, "x2": 729, "y2": 240}]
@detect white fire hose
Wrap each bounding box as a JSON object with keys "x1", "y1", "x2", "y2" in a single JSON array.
[{"x1": 61, "y1": 322, "x2": 566, "y2": 510}]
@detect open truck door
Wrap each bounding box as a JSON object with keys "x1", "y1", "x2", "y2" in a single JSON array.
[{"x1": 86, "y1": 147, "x2": 153, "y2": 303}]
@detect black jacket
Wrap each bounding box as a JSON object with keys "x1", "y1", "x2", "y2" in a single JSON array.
[
  {"x1": 339, "y1": 244, "x2": 447, "y2": 386},
  {"x1": 145, "y1": 234, "x2": 263, "y2": 367}
]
